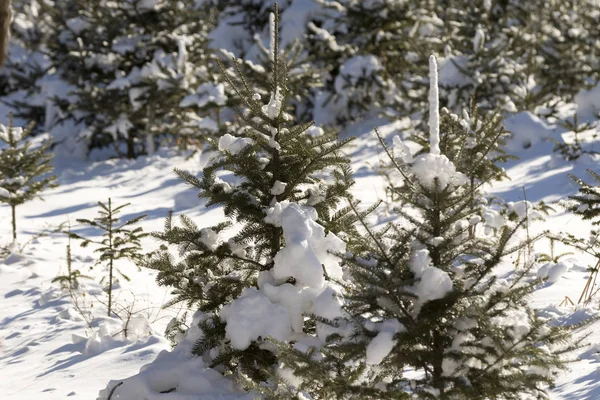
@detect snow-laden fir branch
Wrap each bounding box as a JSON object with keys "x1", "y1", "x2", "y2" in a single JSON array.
[{"x1": 429, "y1": 55, "x2": 440, "y2": 155}]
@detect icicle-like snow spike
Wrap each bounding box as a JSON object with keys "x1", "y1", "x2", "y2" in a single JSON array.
[
  {"x1": 429, "y1": 55, "x2": 440, "y2": 155},
  {"x1": 269, "y1": 11, "x2": 276, "y2": 63}
]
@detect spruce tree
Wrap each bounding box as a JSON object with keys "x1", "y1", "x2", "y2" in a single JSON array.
[
  {"x1": 37, "y1": 0, "x2": 220, "y2": 158},
  {"x1": 148, "y1": 4, "x2": 354, "y2": 384},
  {"x1": 306, "y1": 0, "x2": 439, "y2": 125},
  {"x1": 555, "y1": 169, "x2": 600, "y2": 305},
  {"x1": 265, "y1": 56, "x2": 588, "y2": 400},
  {"x1": 564, "y1": 169, "x2": 600, "y2": 224},
  {"x1": 70, "y1": 198, "x2": 147, "y2": 317},
  {"x1": 0, "y1": 0, "x2": 59, "y2": 132},
  {"x1": 0, "y1": 116, "x2": 57, "y2": 241}
]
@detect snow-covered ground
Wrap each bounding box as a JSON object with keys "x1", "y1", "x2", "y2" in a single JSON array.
[{"x1": 1, "y1": 114, "x2": 600, "y2": 399}]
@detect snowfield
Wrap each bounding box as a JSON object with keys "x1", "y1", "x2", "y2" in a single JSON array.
[{"x1": 1, "y1": 114, "x2": 600, "y2": 399}]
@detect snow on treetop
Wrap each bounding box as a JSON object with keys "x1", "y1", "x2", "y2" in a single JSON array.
[
  {"x1": 0, "y1": 124, "x2": 24, "y2": 143},
  {"x1": 429, "y1": 55, "x2": 440, "y2": 156},
  {"x1": 269, "y1": 11, "x2": 276, "y2": 63},
  {"x1": 411, "y1": 152, "x2": 468, "y2": 190}
]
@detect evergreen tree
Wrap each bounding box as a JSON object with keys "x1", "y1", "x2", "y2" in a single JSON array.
[
  {"x1": 52, "y1": 227, "x2": 91, "y2": 290},
  {"x1": 148, "y1": 4, "x2": 354, "y2": 384},
  {"x1": 0, "y1": 0, "x2": 58, "y2": 134},
  {"x1": 564, "y1": 169, "x2": 600, "y2": 225},
  {"x1": 265, "y1": 56, "x2": 588, "y2": 400},
  {"x1": 555, "y1": 170, "x2": 600, "y2": 306},
  {"x1": 0, "y1": 116, "x2": 57, "y2": 241},
  {"x1": 70, "y1": 198, "x2": 147, "y2": 317},
  {"x1": 306, "y1": 0, "x2": 440, "y2": 126},
  {"x1": 533, "y1": 0, "x2": 600, "y2": 115},
  {"x1": 37, "y1": 0, "x2": 220, "y2": 158},
  {"x1": 433, "y1": 0, "x2": 531, "y2": 113}
]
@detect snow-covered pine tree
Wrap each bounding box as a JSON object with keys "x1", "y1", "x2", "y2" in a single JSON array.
[
  {"x1": 306, "y1": 0, "x2": 440, "y2": 126},
  {"x1": 433, "y1": 0, "x2": 532, "y2": 113},
  {"x1": 0, "y1": 116, "x2": 57, "y2": 241},
  {"x1": 39, "y1": 0, "x2": 220, "y2": 158},
  {"x1": 0, "y1": 0, "x2": 58, "y2": 133},
  {"x1": 533, "y1": 0, "x2": 600, "y2": 116},
  {"x1": 564, "y1": 169, "x2": 600, "y2": 224},
  {"x1": 69, "y1": 198, "x2": 147, "y2": 317},
  {"x1": 148, "y1": 4, "x2": 354, "y2": 385},
  {"x1": 264, "y1": 56, "x2": 589, "y2": 400},
  {"x1": 440, "y1": 0, "x2": 600, "y2": 117},
  {"x1": 208, "y1": 0, "x2": 323, "y2": 126}
]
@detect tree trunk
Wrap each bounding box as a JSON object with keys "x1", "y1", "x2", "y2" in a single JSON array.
[
  {"x1": 107, "y1": 198, "x2": 113, "y2": 316},
  {"x1": 11, "y1": 203, "x2": 16, "y2": 241},
  {"x1": 108, "y1": 257, "x2": 113, "y2": 317},
  {"x1": 126, "y1": 135, "x2": 135, "y2": 159},
  {"x1": 0, "y1": 0, "x2": 10, "y2": 66}
]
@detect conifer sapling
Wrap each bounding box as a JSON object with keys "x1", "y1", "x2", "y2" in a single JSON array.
[
  {"x1": 556, "y1": 169, "x2": 600, "y2": 305},
  {"x1": 148, "y1": 3, "x2": 355, "y2": 384},
  {"x1": 0, "y1": 116, "x2": 57, "y2": 241},
  {"x1": 266, "y1": 55, "x2": 590, "y2": 400},
  {"x1": 70, "y1": 198, "x2": 148, "y2": 317}
]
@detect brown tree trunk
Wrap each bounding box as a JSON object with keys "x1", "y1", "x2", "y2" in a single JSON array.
[
  {"x1": 11, "y1": 203, "x2": 16, "y2": 241},
  {"x1": 0, "y1": 0, "x2": 11, "y2": 66},
  {"x1": 126, "y1": 135, "x2": 135, "y2": 159}
]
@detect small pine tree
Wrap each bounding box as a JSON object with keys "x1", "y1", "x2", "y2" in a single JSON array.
[
  {"x1": 149, "y1": 3, "x2": 354, "y2": 384},
  {"x1": 564, "y1": 169, "x2": 600, "y2": 224},
  {"x1": 70, "y1": 198, "x2": 147, "y2": 317},
  {"x1": 53, "y1": 222, "x2": 92, "y2": 290},
  {"x1": 266, "y1": 56, "x2": 589, "y2": 400},
  {"x1": 0, "y1": 116, "x2": 57, "y2": 241},
  {"x1": 556, "y1": 169, "x2": 600, "y2": 305}
]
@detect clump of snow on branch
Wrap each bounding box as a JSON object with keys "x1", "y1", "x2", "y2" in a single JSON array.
[
  {"x1": 265, "y1": 202, "x2": 345, "y2": 286},
  {"x1": 270, "y1": 180, "x2": 287, "y2": 195},
  {"x1": 366, "y1": 319, "x2": 405, "y2": 365},
  {"x1": 220, "y1": 288, "x2": 292, "y2": 350},
  {"x1": 408, "y1": 248, "x2": 453, "y2": 310},
  {"x1": 218, "y1": 133, "x2": 254, "y2": 155},
  {"x1": 215, "y1": 201, "x2": 347, "y2": 352},
  {"x1": 411, "y1": 153, "x2": 468, "y2": 190}
]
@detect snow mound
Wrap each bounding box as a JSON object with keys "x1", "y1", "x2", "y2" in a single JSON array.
[
  {"x1": 537, "y1": 262, "x2": 570, "y2": 284},
  {"x1": 503, "y1": 111, "x2": 553, "y2": 152},
  {"x1": 99, "y1": 313, "x2": 254, "y2": 399}
]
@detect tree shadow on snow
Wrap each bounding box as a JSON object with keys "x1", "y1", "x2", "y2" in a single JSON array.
[
  {"x1": 555, "y1": 369, "x2": 600, "y2": 400},
  {"x1": 26, "y1": 202, "x2": 97, "y2": 219}
]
